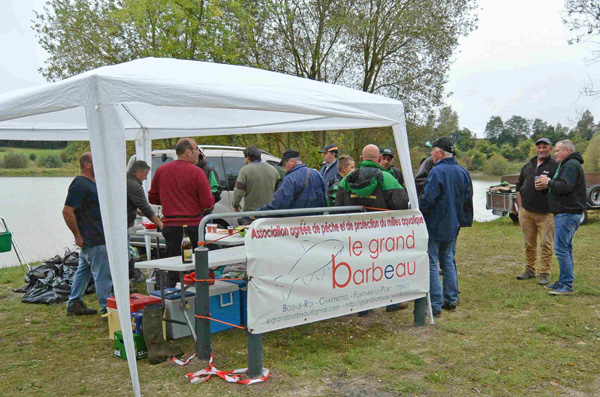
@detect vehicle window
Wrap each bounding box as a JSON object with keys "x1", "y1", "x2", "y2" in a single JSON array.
[
  {"x1": 152, "y1": 155, "x2": 173, "y2": 171},
  {"x1": 222, "y1": 156, "x2": 247, "y2": 191},
  {"x1": 206, "y1": 156, "x2": 226, "y2": 188}
]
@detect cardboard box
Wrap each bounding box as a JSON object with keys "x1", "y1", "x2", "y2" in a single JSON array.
[{"x1": 113, "y1": 330, "x2": 147, "y2": 360}]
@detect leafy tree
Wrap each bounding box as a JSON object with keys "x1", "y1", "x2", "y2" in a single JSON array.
[
  {"x1": 29, "y1": 153, "x2": 37, "y2": 161},
  {"x1": 504, "y1": 115, "x2": 530, "y2": 140},
  {"x1": 569, "y1": 109, "x2": 597, "y2": 141},
  {"x1": 583, "y1": 131, "x2": 600, "y2": 171},
  {"x1": 452, "y1": 127, "x2": 474, "y2": 151},
  {"x1": 3, "y1": 152, "x2": 29, "y2": 169},
  {"x1": 37, "y1": 155, "x2": 64, "y2": 168},
  {"x1": 485, "y1": 153, "x2": 509, "y2": 175},
  {"x1": 468, "y1": 150, "x2": 486, "y2": 171},
  {"x1": 484, "y1": 116, "x2": 504, "y2": 144},
  {"x1": 563, "y1": 0, "x2": 600, "y2": 61},
  {"x1": 436, "y1": 106, "x2": 459, "y2": 138}
]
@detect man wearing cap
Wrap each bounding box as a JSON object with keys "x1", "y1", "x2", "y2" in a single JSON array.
[
  {"x1": 149, "y1": 138, "x2": 214, "y2": 287},
  {"x1": 232, "y1": 146, "x2": 280, "y2": 212},
  {"x1": 514, "y1": 137, "x2": 559, "y2": 285},
  {"x1": 319, "y1": 144, "x2": 339, "y2": 185},
  {"x1": 536, "y1": 140, "x2": 586, "y2": 296},
  {"x1": 380, "y1": 148, "x2": 405, "y2": 187},
  {"x1": 257, "y1": 149, "x2": 327, "y2": 211},
  {"x1": 420, "y1": 137, "x2": 473, "y2": 318}
]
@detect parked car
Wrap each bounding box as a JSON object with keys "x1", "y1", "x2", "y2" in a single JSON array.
[
  {"x1": 127, "y1": 145, "x2": 282, "y2": 251},
  {"x1": 486, "y1": 172, "x2": 600, "y2": 225}
]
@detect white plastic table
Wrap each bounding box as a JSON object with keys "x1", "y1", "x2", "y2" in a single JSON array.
[
  {"x1": 135, "y1": 245, "x2": 247, "y2": 271},
  {"x1": 204, "y1": 232, "x2": 245, "y2": 247},
  {"x1": 136, "y1": 229, "x2": 163, "y2": 260}
]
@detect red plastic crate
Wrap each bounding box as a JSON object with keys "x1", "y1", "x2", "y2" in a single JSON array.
[{"x1": 107, "y1": 293, "x2": 161, "y2": 312}]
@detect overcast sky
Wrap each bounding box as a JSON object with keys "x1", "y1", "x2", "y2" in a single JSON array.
[{"x1": 1, "y1": 0, "x2": 599, "y2": 137}]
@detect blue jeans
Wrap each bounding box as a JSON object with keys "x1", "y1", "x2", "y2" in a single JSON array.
[
  {"x1": 553, "y1": 213, "x2": 580, "y2": 288},
  {"x1": 428, "y1": 238, "x2": 458, "y2": 311},
  {"x1": 68, "y1": 245, "x2": 113, "y2": 310}
]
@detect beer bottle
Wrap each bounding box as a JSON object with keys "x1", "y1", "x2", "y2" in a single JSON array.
[{"x1": 181, "y1": 225, "x2": 193, "y2": 263}]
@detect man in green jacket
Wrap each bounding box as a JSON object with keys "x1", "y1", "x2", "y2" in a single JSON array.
[
  {"x1": 335, "y1": 144, "x2": 409, "y2": 210},
  {"x1": 335, "y1": 144, "x2": 409, "y2": 316}
]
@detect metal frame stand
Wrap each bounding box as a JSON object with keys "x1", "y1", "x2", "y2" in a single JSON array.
[
  {"x1": 193, "y1": 206, "x2": 430, "y2": 378},
  {"x1": 0, "y1": 216, "x2": 30, "y2": 271}
]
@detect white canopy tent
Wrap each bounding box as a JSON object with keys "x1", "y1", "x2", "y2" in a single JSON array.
[{"x1": 0, "y1": 58, "x2": 420, "y2": 396}]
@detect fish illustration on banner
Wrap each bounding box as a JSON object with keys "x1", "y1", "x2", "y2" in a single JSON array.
[{"x1": 274, "y1": 239, "x2": 344, "y2": 301}]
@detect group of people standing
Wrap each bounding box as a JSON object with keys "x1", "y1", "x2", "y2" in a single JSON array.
[
  {"x1": 514, "y1": 138, "x2": 586, "y2": 296},
  {"x1": 61, "y1": 134, "x2": 583, "y2": 321}
]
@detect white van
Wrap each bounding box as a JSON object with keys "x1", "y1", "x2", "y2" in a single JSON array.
[{"x1": 127, "y1": 145, "x2": 282, "y2": 250}]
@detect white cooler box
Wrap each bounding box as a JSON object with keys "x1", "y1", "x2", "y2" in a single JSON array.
[{"x1": 165, "y1": 281, "x2": 241, "y2": 339}]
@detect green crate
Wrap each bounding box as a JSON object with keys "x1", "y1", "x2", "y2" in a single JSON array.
[
  {"x1": 113, "y1": 330, "x2": 148, "y2": 360},
  {"x1": 0, "y1": 232, "x2": 11, "y2": 253}
]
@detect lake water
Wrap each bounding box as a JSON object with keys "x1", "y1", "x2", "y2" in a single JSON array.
[{"x1": 0, "y1": 176, "x2": 500, "y2": 268}]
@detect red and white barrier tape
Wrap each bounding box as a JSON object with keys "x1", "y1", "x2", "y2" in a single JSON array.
[{"x1": 172, "y1": 353, "x2": 270, "y2": 385}]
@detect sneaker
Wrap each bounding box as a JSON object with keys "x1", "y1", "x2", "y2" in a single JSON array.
[
  {"x1": 386, "y1": 302, "x2": 409, "y2": 312},
  {"x1": 538, "y1": 274, "x2": 551, "y2": 285},
  {"x1": 66, "y1": 300, "x2": 98, "y2": 316},
  {"x1": 544, "y1": 281, "x2": 562, "y2": 290},
  {"x1": 442, "y1": 302, "x2": 457, "y2": 311},
  {"x1": 549, "y1": 285, "x2": 574, "y2": 296},
  {"x1": 516, "y1": 269, "x2": 536, "y2": 280}
]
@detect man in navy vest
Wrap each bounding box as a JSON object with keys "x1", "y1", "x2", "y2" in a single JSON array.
[{"x1": 319, "y1": 144, "x2": 339, "y2": 185}]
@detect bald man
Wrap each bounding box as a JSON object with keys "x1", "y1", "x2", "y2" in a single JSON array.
[
  {"x1": 148, "y1": 138, "x2": 214, "y2": 287},
  {"x1": 335, "y1": 144, "x2": 410, "y2": 316},
  {"x1": 335, "y1": 144, "x2": 408, "y2": 210}
]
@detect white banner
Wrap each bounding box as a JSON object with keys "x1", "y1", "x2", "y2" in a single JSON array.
[{"x1": 246, "y1": 209, "x2": 429, "y2": 333}]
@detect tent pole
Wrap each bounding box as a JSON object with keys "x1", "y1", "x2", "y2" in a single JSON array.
[
  {"x1": 194, "y1": 247, "x2": 211, "y2": 359},
  {"x1": 247, "y1": 332, "x2": 263, "y2": 378}
]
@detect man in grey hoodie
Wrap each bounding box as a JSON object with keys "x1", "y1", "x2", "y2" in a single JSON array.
[{"x1": 127, "y1": 161, "x2": 163, "y2": 280}]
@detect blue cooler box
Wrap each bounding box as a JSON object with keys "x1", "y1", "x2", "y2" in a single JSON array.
[
  {"x1": 221, "y1": 279, "x2": 247, "y2": 324},
  {"x1": 155, "y1": 282, "x2": 240, "y2": 339}
]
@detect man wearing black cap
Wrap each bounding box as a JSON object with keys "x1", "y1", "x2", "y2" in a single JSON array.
[
  {"x1": 420, "y1": 137, "x2": 472, "y2": 318},
  {"x1": 380, "y1": 148, "x2": 405, "y2": 187},
  {"x1": 514, "y1": 137, "x2": 558, "y2": 285},
  {"x1": 257, "y1": 149, "x2": 327, "y2": 211},
  {"x1": 319, "y1": 144, "x2": 339, "y2": 185}
]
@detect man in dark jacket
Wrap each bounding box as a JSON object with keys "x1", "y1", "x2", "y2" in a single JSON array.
[
  {"x1": 335, "y1": 144, "x2": 409, "y2": 315},
  {"x1": 420, "y1": 137, "x2": 472, "y2": 317},
  {"x1": 415, "y1": 156, "x2": 435, "y2": 198},
  {"x1": 319, "y1": 144, "x2": 339, "y2": 185},
  {"x1": 536, "y1": 140, "x2": 586, "y2": 295},
  {"x1": 127, "y1": 160, "x2": 163, "y2": 281},
  {"x1": 380, "y1": 148, "x2": 405, "y2": 187},
  {"x1": 335, "y1": 145, "x2": 409, "y2": 210},
  {"x1": 327, "y1": 154, "x2": 355, "y2": 206},
  {"x1": 514, "y1": 138, "x2": 558, "y2": 285},
  {"x1": 258, "y1": 149, "x2": 327, "y2": 212}
]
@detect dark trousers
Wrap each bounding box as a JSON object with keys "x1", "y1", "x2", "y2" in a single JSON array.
[{"x1": 161, "y1": 225, "x2": 199, "y2": 287}]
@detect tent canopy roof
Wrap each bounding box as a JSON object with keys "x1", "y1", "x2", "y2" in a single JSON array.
[{"x1": 0, "y1": 58, "x2": 404, "y2": 140}]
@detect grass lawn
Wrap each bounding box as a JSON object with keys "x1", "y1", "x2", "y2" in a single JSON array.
[{"x1": 0, "y1": 213, "x2": 599, "y2": 396}]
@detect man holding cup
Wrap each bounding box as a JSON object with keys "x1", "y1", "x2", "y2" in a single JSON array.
[{"x1": 514, "y1": 137, "x2": 558, "y2": 285}]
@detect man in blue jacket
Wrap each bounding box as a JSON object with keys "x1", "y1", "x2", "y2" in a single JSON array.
[
  {"x1": 536, "y1": 140, "x2": 586, "y2": 296},
  {"x1": 319, "y1": 144, "x2": 339, "y2": 185},
  {"x1": 258, "y1": 149, "x2": 327, "y2": 212},
  {"x1": 420, "y1": 137, "x2": 473, "y2": 318}
]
